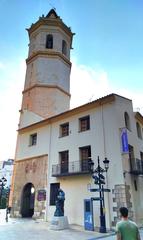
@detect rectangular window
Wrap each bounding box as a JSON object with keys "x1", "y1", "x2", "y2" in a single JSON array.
[
  {"x1": 60, "y1": 123, "x2": 69, "y2": 137},
  {"x1": 59, "y1": 150, "x2": 69, "y2": 174},
  {"x1": 80, "y1": 146, "x2": 91, "y2": 160},
  {"x1": 29, "y1": 133, "x2": 37, "y2": 146},
  {"x1": 140, "y1": 152, "x2": 143, "y2": 161},
  {"x1": 140, "y1": 152, "x2": 143, "y2": 172},
  {"x1": 50, "y1": 183, "x2": 60, "y2": 205},
  {"x1": 79, "y1": 146, "x2": 91, "y2": 171},
  {"x1": 79, "y1": 116, "x2": 90, "y2": 132},
  {"x1": 134, "y1": 180, "x2": 137, "y2": 191},
  {"x1": 129, "y1": 145, "x2": 135, "y2": 171}
]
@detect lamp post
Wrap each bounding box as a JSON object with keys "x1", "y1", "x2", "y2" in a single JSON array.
[
  {"x1": 0, "y1": 177, "x2": 7, "y2": 208},
  {"x1": 88, "y1": 156, "x2": 110, "y2": 233}
]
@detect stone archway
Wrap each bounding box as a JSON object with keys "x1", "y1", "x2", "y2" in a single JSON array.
[{"x1": 21, "y1": 183, "x2": 35, "y2": 218}]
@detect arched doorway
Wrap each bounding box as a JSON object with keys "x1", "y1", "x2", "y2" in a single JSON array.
[{"x1": 21, "y1": 183, "x2": 35, "y2": 218}]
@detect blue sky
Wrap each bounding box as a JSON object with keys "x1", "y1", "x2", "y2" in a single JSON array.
[{"x1": 0, "y1": 0, "x2": 143, "y2": 160}]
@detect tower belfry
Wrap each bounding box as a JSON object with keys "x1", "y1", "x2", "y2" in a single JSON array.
[{"x1": 21, "y1": 9, "x2": 74, "y2": 123}]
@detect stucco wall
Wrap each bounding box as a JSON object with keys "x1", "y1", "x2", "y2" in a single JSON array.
[{"x1": 13, "y1": 96, "x2": 143, "y2": 227}]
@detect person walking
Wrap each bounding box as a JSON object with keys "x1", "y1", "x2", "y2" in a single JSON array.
[{"x1": 116, "y1": 207, "x2": 141, "y2": 240}]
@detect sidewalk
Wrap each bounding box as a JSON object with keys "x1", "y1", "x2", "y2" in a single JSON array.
[{"x1": 0, "y1": 209, "x2": 115, "y2": 240}]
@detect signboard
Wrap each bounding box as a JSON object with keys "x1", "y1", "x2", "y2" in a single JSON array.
[
  {"x1": 90, "y1": 188, "x2": 110, "y2": 192},
  {"x1": 121, "y1": 128, "x2": 129, "y2": 153},
  {"x1": 91, "y1": 197, "x2": 103, "y2": 201},
  {"x1": 37, "y1": 189, "x2": 46, "y2": 201},
  {"x1": 84, "y1": 199, "x2": 94, "y2": 231}
]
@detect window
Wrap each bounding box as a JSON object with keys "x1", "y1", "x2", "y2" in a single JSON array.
[
  {"x1": 79, "y1": 146, "x2": 91, "y2": 171},
  {"x1": 46, "y1": 34, "x2": 53, "y2": 49},
  {"x1": 129, "y1": 145, "x2": 135, "y2": 171},
  {"x1": 59, "y1": 150, "x2": 69, "y2": 174},
  {"x1": 79, "y1": 116, "x2": 90, "y2": 132},
  {"x1": 62, "y1": 40, "x2": 67, "y2": 56},
  {"x1": 140, "y1": 152, "x2": 143, "y2": 161},
  {"x1": 124, "y1": 112, "x2": 131, "y2": 131},
  {"x1": 134, "y1": 180, "x2": 137, "y2": 191},
  {"x1": 50, "y1": 183, "x2": 60, "y2": 205},
  {"x1": 80, "y1": 146, "x2": 91, "y2": 160},
  {"x1": 60, "y1": 123, "x2": 69, "y2": 137},
  {"x1": 29, "y1": 133, "x2": 37, "y2": 146},
  {"x1": 136, "y1": 122, "x2": 142, "y2": 139}
]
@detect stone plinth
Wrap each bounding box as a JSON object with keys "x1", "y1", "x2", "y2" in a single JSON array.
[{"x1": 50, "y1": 216, "x2": 69, "y2": 230}]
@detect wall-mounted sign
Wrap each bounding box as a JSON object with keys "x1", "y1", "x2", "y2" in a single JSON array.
[
  {"x1": 84, "y1": 199, "x2": 94, "y2": 231},
  {"x1": 121, "y1": 128, "x2": 129, "y2": 153},
  {"x1": 37, "y1": 189, "x2": 46, "y2": 201}
]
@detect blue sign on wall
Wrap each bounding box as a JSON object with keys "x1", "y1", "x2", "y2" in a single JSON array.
[
  {"x1": 121, "y1": 128, "x2": 129, "y2": 153},
  {"x1": 84, "y1": 199, "x2": 94, "y2": 231}
]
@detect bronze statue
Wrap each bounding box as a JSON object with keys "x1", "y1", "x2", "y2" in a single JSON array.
[{"x1": 54, "y1": 189, "x2": 65, "y2": 217}]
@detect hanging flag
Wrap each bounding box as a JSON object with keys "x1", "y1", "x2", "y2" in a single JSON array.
[{"x1": 121, "y1": 128, "x2": 129, "y2": 153}]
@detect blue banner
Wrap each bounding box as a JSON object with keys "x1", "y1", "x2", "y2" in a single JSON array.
[{"x1": 121, "y1": 128, "x2": 129, "y2": 153}]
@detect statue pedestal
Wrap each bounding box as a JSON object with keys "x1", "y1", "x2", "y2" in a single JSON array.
[{"x1": 50, "y1": 216, "x2": 69, "y2": 230}]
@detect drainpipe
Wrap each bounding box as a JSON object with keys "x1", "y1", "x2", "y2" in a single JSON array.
[
  {"x1": 101, "y1": 104, "x2": 112, "y2": 230},
  {"x1": 45, "y1": 122, "x2": 52, "y2": 221}
]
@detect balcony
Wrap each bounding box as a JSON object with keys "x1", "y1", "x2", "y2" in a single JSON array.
[
  {"x1": 52, "y1": 159, "x2": 91, "y2": 177},
  {"x1": 130, "y1": 158, "x2": 143, "y2": 175}
]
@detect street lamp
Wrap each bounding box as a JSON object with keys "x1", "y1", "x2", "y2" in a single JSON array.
[
  {"x1": 103, "y1": 158, "x2": 110, "y2": 172},
  {"x1": 88, "y1": 156, "x2": 110, "y2": 233},
  {"x1": 0, "y1": 177, "x2": 7, "y2": 207}
]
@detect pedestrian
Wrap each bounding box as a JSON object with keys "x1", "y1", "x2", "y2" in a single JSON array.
[{"x1": 116, "y1": 207, "x2": 141, "y2": 240}]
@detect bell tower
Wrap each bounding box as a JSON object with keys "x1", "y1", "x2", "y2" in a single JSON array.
[{"x1": 21, "y1": 9, "x2": 74, "y2": 122}]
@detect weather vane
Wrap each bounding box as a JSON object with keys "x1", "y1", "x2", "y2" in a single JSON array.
[{"x1": 48, "y1": 1, "x2": 56, "y2": 11}]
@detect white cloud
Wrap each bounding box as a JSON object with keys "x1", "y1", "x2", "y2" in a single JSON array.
[
  {"x1": 70, "y1": 60, "x2": 143, "y2": 115},
  {"x1": 70, "y1": 61, "x2": 111, "y2": 108},
  {"x1": 0, "y1": 60, "x2": 25, "y2": 161}
]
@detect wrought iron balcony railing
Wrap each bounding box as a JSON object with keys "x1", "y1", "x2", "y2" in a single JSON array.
[
  {"x1": 130, "y1": 158, "x2": 143, "y2": 175},
  {"x1": 52, "y1": 159, "x2": 90, "y2": 177}
]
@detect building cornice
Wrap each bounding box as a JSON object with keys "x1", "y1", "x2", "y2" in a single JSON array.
[
  {"x1": 22, "y1": 83, "x2": 71, "y2": 97},
  {"x1": 27, "y1": 17, "x2": 74, "y2": 40},
  {"x1": 18, "y1": 94, "x2": 116, "y2": 134},
  {"x1": 26, "y1": 50, "x2": 71, "y2": 67}
]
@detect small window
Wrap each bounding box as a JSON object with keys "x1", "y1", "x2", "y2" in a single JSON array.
[
  {"x1": 79, "y1": 146, "x2": 91, "y2": 171},
  {"x1": 50, "y1": 183, "x2": 60, "y2": 205},
  {"x1": 46, "y1": 34, "x2": 53, "y2": 49},
  {"x1": 79, "y1": 116, "x2": 90, "y2": 132},
  {"x1": 124, "y1": 112, "x2": 131, "y2": 131},
  {"x1": 60, "y1": 151, "x2": 69, "y2": 163},
  {"x1": 80, "y1": 146, "x2": 91, "y2": 160},
  {"x1": 29, "y1": 133, "x2": 37, "y2": 146},
  {"x1": 60, "y1": 123, "x2": 69, "y2": 137},
  {"x1": 134, "y1": 180, "x2": 137, "y2": 191},
  {"x1": 136, "y1": 122, "x2": 142, "y2": 139},
  {"x1": 140, "y1": 152, "x2": 143, "y2": 161},
  {"x1": 62, "y1": 40, "x2": 67, "y2": 56},
  {"x1": 59, "y1": 150, "x2": 69, "y2": 174}
]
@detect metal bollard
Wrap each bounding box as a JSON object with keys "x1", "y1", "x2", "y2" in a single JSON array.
[{"x1": 5, "y1": 208, "x2": 8, "y2": 222}]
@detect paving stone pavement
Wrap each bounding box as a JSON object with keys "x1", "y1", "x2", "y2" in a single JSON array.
[{"x1": 0, "y1": 209, "x2": 115, "y2": 240}]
